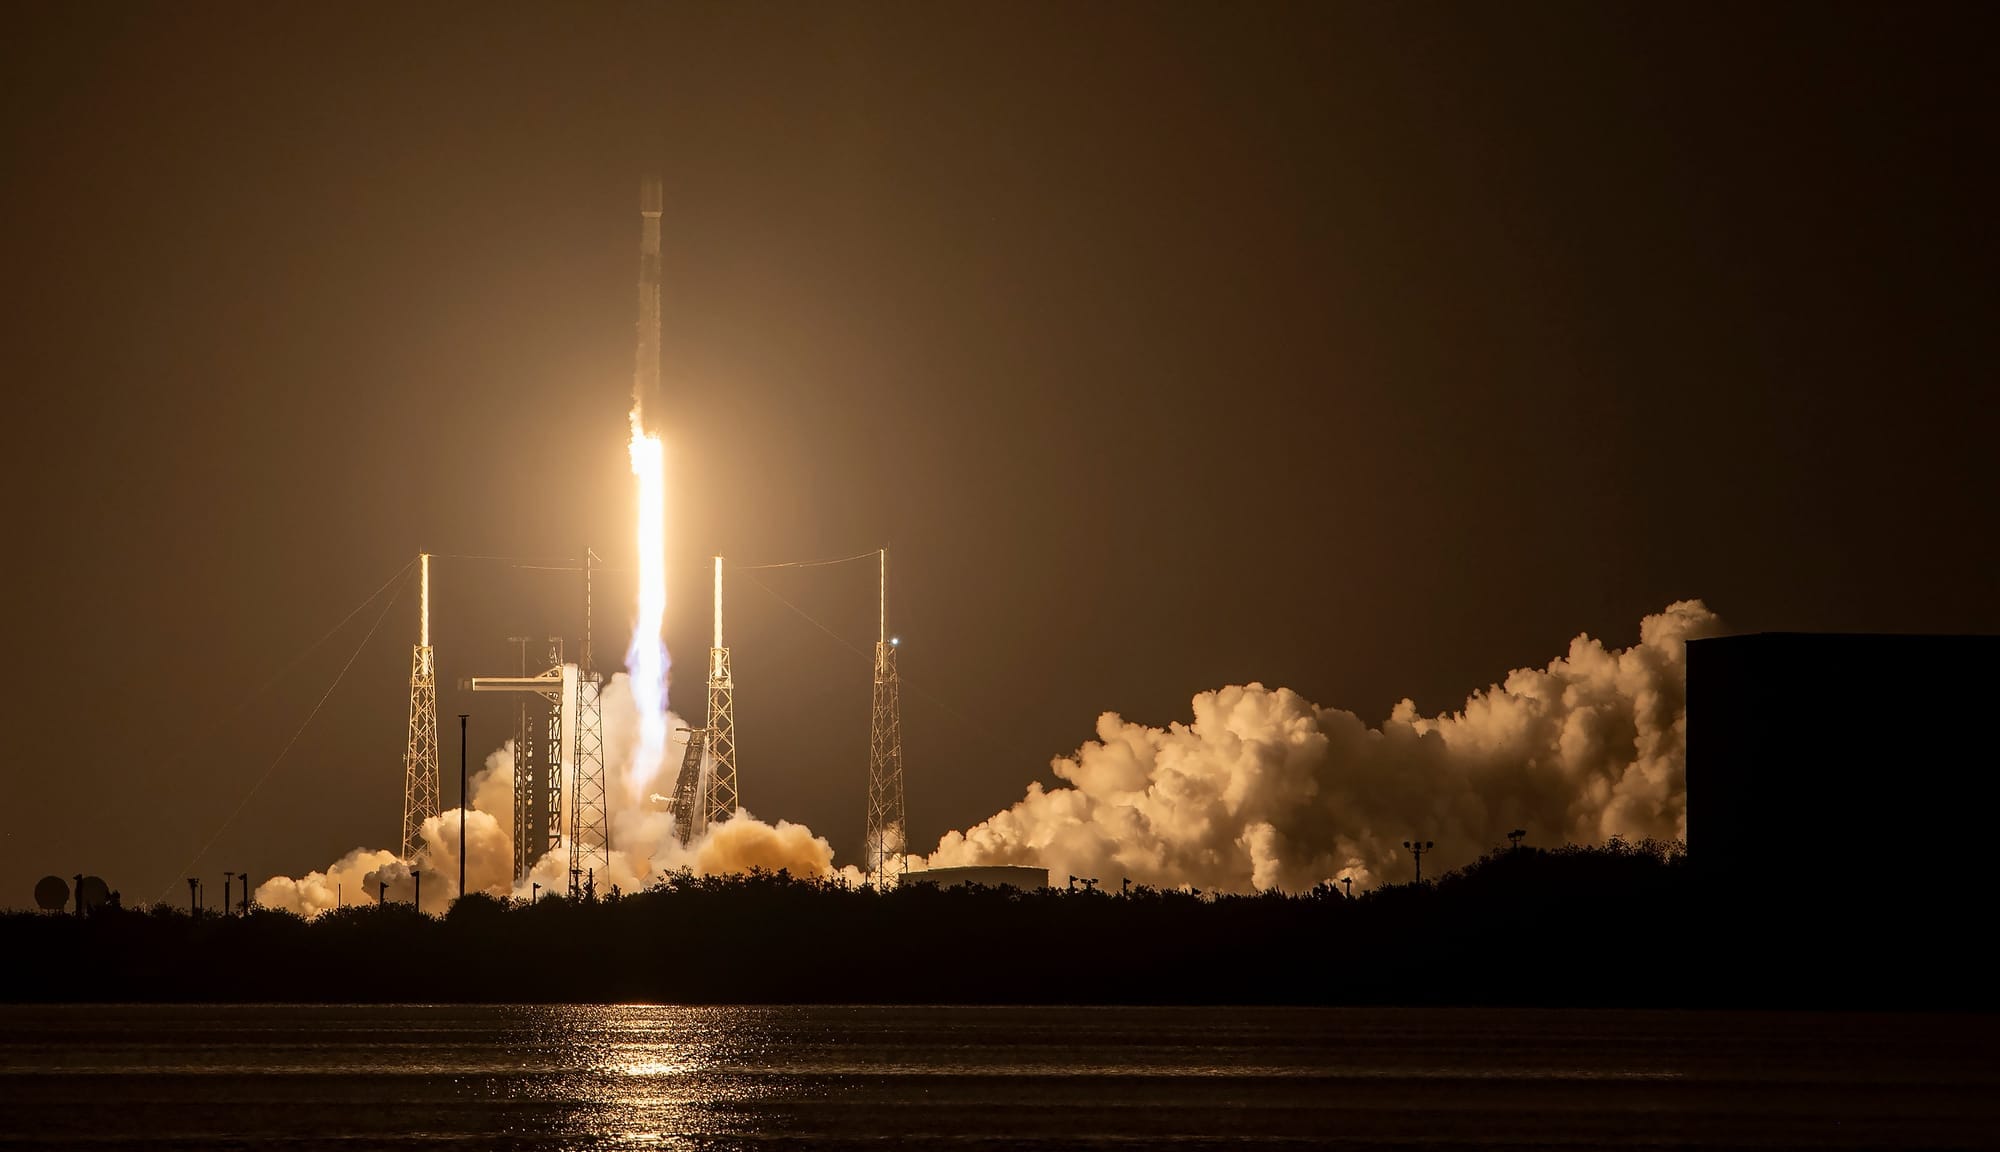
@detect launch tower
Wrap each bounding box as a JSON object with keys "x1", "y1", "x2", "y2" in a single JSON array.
[
  {"x1": 399, "y1": 553, "x2": 441, "y2": 859},
  {"x1": 472, "y1": 637, "x2": 571, "y2": 885},
  {"x1": 863, "y1": 548, "x2": 907, "y2": 886}
]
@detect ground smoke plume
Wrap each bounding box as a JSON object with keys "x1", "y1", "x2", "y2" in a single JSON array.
[
  {"x1": 926, "y1": 600, "x2": 1720, "y2": 892},
  {"x1": 256, "y1": 672, "x2": 843, "y2": 916},
  {"x1": 257, "y1": 601, "x2": 1719, "y2": 913}
]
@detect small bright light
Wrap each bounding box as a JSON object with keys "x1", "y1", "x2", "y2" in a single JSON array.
[{"x1": 890, "y1": 636, "x2": 900, "y2": 646}]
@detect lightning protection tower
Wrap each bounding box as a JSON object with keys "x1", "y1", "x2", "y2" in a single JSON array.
[
  {"x1": 864, "y1": 548, "x2": 907, "y2": 887},
  {"x1": 705, "y1": 556, "x2": 738, "y2": 827},
  {"x1": 569, "y1": 549, "x2": 609, "y2": 895},
  {"x1": 400, "y1": 553, "x2": 441, "y2": 860},
  {"x1": 668, "y1": 556, "x2": 738, "y2": 843}
]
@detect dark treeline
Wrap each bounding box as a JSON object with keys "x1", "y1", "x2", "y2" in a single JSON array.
[{"x1": 0, "y1": 842, "x2": 1955, "y2": 1007}]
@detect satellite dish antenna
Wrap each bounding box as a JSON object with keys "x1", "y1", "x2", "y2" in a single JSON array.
[
  {"x1": 77, "y1": 876, "x2": 111, "y2": 912},
  {"x1": 33, "y1": 876, "x2": 69, "y2": 912}
]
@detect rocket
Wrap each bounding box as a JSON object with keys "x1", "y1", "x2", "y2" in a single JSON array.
[{"x1": 633, "y1": 174, "x2": 663, "y2": 433}]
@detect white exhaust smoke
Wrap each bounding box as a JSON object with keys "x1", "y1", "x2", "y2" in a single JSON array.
[
  {"x1": 924, "y1": 600, "x2": 1721, "y2": 892},
  {"x1": 257, "y1": 600, "x2": 1718, "y2": 913},
  {"x1": 255, "y1": 671, "x2": 844, "y2": 916}
]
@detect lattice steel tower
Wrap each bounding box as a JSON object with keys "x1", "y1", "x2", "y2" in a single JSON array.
[
  {"x1": 399, "y1": 553, "x2": 441, "y2": 859},
  {"x1": 669, "y1": 556, "x2": 738, "y2": 843},
  {"x1": 705, "y1": 556, "x2": 739, "y2": 827},
  {"x1": 864, "y1": 548, "x2": 907, "y2": 886},
  {"x1": 569, "y1": 549, "x2": 609, "y2": 895}
]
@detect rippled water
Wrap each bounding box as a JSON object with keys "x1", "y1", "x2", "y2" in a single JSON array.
[{"x1": 0, "y1": 1005, "x2": 1994, "y2": 1149}]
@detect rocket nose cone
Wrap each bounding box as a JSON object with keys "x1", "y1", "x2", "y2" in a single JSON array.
[{"x1": 641, "y1": 175, "x2": 663, "y2": 216}]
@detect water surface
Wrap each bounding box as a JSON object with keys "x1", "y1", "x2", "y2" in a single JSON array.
[{"x1": 1, "y1": 1005, "x2": 1993, "y2": 1149}]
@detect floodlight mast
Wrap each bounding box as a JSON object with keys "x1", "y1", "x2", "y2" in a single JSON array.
[{"x1": 1402, "y1": 839, "x2": 1436, "y2": 883}]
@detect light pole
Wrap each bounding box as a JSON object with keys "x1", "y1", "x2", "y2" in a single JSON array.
[
  {"x1": 1507, "y1": 829, "x2": 1526, "y2": 851},
  {"x1": 531, "y1": 882, "x2": 540, "y2": 906},
  {"x1": 223, "y1": 872, "x2": 234, "y2": 916},
  {"x1": 1402, "y1": 839, "x2": 1435, "y2": 884},
  {"x1": 458, "y1": 714, "x2": 468, "y2": 905},
  {"x1": 1339, "y1": 876, "x2": 1352, "y2": 899}
]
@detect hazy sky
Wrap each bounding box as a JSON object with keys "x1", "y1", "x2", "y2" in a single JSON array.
[{"x1": 4, "y1": 3, "x2": 1993, "y2": 905}]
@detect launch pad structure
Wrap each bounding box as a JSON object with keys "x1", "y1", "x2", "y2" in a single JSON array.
[
  {"x1": 375, "y1": 177, "x2": 915, "y2": 902},
  {"x1": 462, "y1": 557, "x2": 610, "y2": 893},
  {"x1": 471, "y1": 637, "x2": 570, "y2": 886}
]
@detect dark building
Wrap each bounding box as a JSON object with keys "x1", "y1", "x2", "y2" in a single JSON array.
[{"x1": 1688, "y1": 632, "x2": 1999, "y2": 1006}]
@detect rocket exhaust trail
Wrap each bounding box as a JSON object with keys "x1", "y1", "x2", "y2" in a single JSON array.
[{"x1": 627, "y1": 175, "x2": 670, "y2": 785}]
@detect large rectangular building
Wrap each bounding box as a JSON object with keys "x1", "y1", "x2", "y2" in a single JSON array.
[{"x1": 1687, "y1": 632, "x2": 1998, "y2": 1005}]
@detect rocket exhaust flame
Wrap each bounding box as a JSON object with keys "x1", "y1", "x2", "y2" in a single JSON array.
[
  {"x1": 627, "y1": 175, "x2": 671, "y2": 790},
  {"x1": 627, "y1": 415, "x2": 669, "y2": 788}
]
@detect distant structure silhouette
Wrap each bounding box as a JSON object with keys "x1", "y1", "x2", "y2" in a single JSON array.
[
  {"x1": 75, "y1": 877, "x2": 109, "y2": 915},
  {"x1": 909, "y1": 866, "x2": 1048, "y2": 891},
  {"x1": 33, "y1": 876, "x2": 67, "y2": 913}
]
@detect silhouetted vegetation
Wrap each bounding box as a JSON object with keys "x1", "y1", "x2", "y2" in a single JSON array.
[{"x1": 0, "y1": 840, "x2": 1928, "y2": 1007}]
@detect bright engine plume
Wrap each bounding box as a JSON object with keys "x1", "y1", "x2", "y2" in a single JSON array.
[
  {"x1": 626, "y1": 174, "x2": 670, "y2": 786},
  {"x1": 626, "y1": 418, "x2": 669, "y2": 785}
]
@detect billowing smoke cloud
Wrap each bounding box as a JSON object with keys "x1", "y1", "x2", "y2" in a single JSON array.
[
  {"x1": 926, "y1": 600, "x2": 1721, "y2": 892},
  {"x1": 255, "y1": 847, "x2": 401, "y2": 918},
  {"x1": 256, "y1": 671, "x2": 843, "y2": 916},
  {"x1": 257, "y1": 601, "x2": 1718, "y2": 912}
]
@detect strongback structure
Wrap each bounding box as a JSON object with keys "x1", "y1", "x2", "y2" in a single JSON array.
[
  {"x1": 669, "y1": 556, "x2": 739, "y2": 843},
  {"x1": 864, "y1": 548, "x2": 907, "y2": 886},
  {"x1": 399, "y1": 553, "x2": 441, "y2": 860},
  {"x1": 569, "y1": 550, "x2": 609, "y2": 895},
  {"x1": 472, "y1": 637, "x2": 570, "y2": 885}
]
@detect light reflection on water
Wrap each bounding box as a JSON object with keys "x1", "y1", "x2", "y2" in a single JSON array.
[{"x1": 0, "y1": 1004, "x2": 1994, "y2": 1149}]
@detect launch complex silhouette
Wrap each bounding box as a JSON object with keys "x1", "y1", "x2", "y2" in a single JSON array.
[{"x1": 386, "y1": 177, "x2": 910, "y2": 899}]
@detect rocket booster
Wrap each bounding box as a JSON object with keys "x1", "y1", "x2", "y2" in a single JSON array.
[{"x1": 634, "y1": 174, "x2": 663, "y2": 433}]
